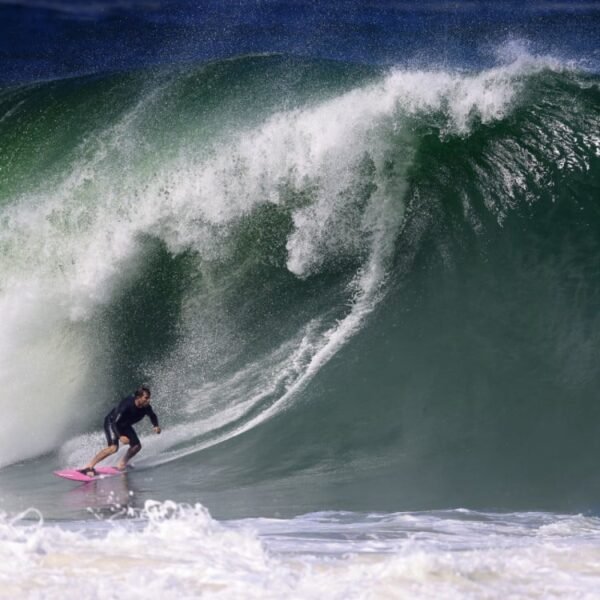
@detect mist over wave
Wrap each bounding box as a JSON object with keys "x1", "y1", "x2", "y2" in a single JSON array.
[{"x1": 1, "y1": 47, "x2": 599, "y2": 511}]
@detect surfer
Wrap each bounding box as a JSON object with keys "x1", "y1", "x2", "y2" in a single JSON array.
[{"x1": 79, "y1": 386, "x2": 161, "y2": 477}]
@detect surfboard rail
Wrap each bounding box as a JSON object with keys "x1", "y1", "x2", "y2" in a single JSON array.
[{"x1": 53, "y1": 466, "x2": 124, "y2": 482}]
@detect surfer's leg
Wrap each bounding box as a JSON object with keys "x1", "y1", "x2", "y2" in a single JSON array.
[
  {"x1": 117, "y1": 427, "x2": 141, "y2": 469},
  {"x1": 81, "y1": 416, "x2": 120, "y2": 473},
  {"x1": 84, "y1": 444, "x2": 118, "y2": 472},
  {"x1": 117, "y1": 443, "x2": 141, "y2": 470}
]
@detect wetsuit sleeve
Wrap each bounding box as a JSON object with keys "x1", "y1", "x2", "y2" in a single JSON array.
[
  {"x1": 146, "y1": 405, "x2": 159, "y2": 427},
  {"x1": 112, "y1": 396, "x2": 131, "y2": 425}
]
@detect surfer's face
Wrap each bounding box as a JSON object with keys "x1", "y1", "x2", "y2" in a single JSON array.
[{"x1": 136, "y1": 393, "x2": 151, "y2": 407}]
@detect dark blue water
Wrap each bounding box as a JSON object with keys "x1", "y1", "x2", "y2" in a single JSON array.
[{"x1": 1, "y1": 1, "x2": 599, "y2": 84}]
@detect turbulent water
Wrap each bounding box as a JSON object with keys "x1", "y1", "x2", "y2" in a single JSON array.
[
  {"x1": 5, "y1": 501, "x2": 600, "y2": 599},
  {"x1": 1, "y1": 2, "x2": 600, "y2": 596}
]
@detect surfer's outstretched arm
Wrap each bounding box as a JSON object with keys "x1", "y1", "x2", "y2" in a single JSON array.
[{"x1": 146, "y1": 404, "x2": 161, "y2": 433}]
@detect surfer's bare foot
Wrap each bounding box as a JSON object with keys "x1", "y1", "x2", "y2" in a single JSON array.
[
  {"x1": 78, "y1": 468, "x2": 97, "y2": 477},
  {"x1": 117, "y1": 463, "x2": 127, "y2": 471}
]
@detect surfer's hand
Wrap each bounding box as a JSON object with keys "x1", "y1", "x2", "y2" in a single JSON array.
[{"x1": 154, "y1": 426, "x2": 161, "y2": 434}]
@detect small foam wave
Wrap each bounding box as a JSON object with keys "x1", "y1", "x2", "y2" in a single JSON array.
[{"x1": 3, "y1": 502, "x2": 600, "y2": 599}]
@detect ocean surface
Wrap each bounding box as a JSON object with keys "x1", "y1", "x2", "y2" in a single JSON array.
[{"x1": 1, "y1": 1, "x2": 600, "y2": 597}]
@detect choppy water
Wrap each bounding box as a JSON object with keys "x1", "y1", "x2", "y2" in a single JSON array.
[{"x1": 4, "y1": 502, "x2": 600, "y2": 599}]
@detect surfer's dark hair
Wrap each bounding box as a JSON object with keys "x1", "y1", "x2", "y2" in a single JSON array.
[{"x1": 134, "y1": 385, "x2": 151, "y2": 398}]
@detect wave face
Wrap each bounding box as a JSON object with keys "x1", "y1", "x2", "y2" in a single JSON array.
[{"x1": 1, "y1": 52, "x2": 599, "y2": 511}]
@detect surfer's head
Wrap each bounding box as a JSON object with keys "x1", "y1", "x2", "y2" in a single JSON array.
[{"x1": 134, "y1": 385, "x2": 151, "y2": 407}]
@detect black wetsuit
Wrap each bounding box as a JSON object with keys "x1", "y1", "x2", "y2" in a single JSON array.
[{"x1": 103, "y1": 395, "x2": 159, "y2": 448}]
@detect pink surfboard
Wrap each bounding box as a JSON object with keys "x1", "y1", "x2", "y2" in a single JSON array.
[{"x1": 54, "y1": 466, "x2": 124, "y2": 483}]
